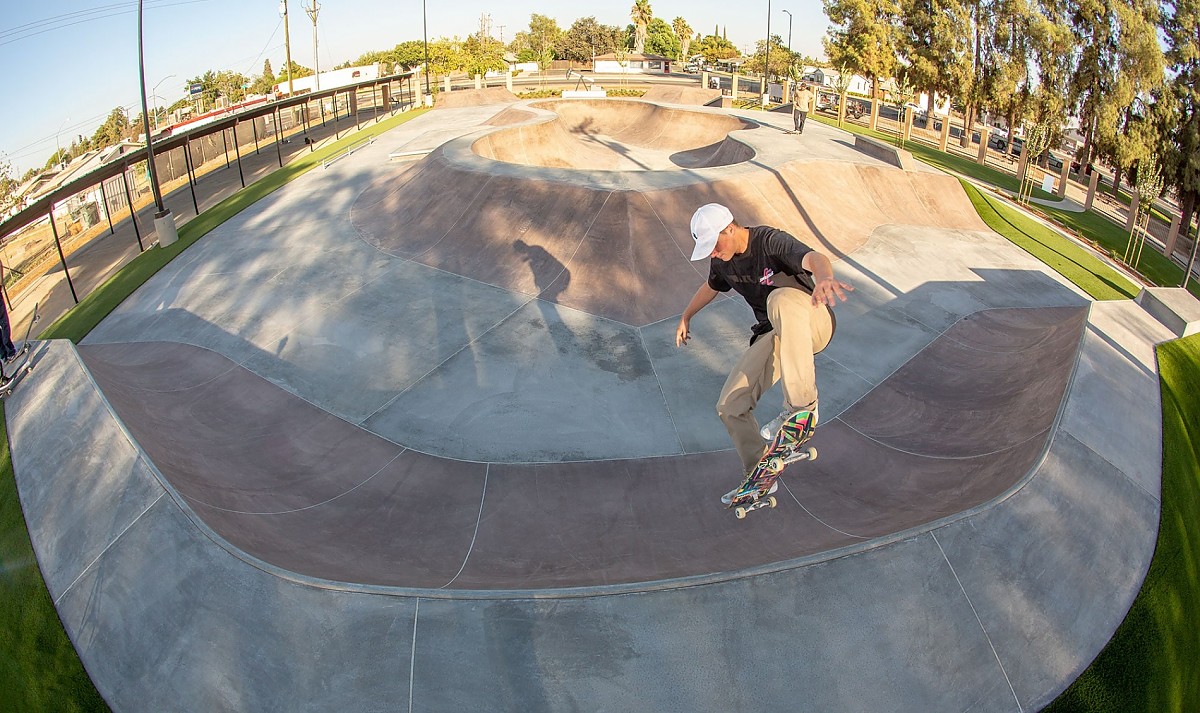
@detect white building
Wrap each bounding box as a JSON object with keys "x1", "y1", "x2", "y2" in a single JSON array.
[
  {"x1": 808, "y1": 68, "x2": 871, "y2": 96},
  {"x1": 593, "y1": 53, "x2": 673, "y2": 75}
]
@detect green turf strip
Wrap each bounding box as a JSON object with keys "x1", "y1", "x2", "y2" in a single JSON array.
[
  {"x1": 810, "y1": 113, "x2": 1061, "y2": 201},
  {"x1": 1035, "y1": 204, "x2": 1200, "y2": 301},
  {"x1": 0, "y1": 408, "x2": 108, "y2": 711},
  {"x1": 1046, "y1": 332, "x2": 1200, "y2": 712},
  {"x1": 960, "y1": 181, "x2": 1138, "y2": 300}
]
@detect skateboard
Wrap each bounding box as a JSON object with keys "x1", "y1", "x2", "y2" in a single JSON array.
[
  {"x1": 728, "y1": 408, "x2": 818, "y2": 519},
  {"x1": 0, "y1": 302, "x2": 41, "y2": 399}
]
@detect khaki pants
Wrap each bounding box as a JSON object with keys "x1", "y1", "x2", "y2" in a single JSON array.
[{"x1": 716, "y1": 288, "x2": 834, "y2": 472}]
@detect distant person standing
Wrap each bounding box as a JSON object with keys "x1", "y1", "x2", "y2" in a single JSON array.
[
  {"x1": 793, "y1": 83, "x2": 816, "y2": 135},
  {"x1": 0, "y1": 262, "x2": 21, "y2": 388}
]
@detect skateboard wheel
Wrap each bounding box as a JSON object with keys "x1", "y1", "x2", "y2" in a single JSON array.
[
  {"x1": 807, "y1": 447, "x2": 818, "y2": 461},
  {"x1": 735, "y1": 506, "x2": 747, "y2": 519},
  {"x1": 767, "y1": 496, "x2": 777, "y2": 508}
]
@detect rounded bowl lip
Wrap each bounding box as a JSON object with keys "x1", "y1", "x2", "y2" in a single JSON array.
[{"x1": 445, "y1": 98, "x2": 783, "y2": 190}]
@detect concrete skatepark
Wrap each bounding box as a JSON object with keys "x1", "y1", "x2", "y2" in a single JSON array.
[{"x1": 5, "y1": 97, "x2": 1174, "y2": 710}]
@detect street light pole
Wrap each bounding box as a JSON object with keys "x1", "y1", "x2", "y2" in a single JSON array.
[
  {"x1": 422, "y1": 0, "x2": 430, "y2": 96},
  {"x1": 55, "y1": 117, "x2": 70, "y2": 167},
  {"x1": 782, "y1": 9, "x2": 793, "y2": 80},
  {"x1": 151, "y1": 74, "x2": 175, "y2": 132},
  {"x1": 137, "y1": 0, "x2": 178, "y2": 246}
]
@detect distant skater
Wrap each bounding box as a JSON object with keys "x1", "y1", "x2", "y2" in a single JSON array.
[
  {"x1": 675, "y1": 203, "x2": 853, "y2": 503},
  {"x1": 793, "y1": 83, "x2": 815, "y2": 134}
]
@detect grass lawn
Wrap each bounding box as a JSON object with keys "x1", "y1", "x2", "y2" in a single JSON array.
[
  {"x1": 810, "y1": 113, "x2": 1060, "y2": 201},
  {"x1": 960, "y1": 181, "x2": 1139, "y2": 301},
  {"x1": 0, "y1": 107, "x2": 429, "y2": 712},
  {"x1": 0, "y1": 412, "x2": 107, "y2": 712},
  {"x1": 1046, "y1": 332, "x2": 1200, "y2": 712},
  {"x1": 1034, "y1": 203, "x2": 1200, "y2": 301}
]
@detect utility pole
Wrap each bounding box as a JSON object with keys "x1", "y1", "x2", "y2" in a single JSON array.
[
  {"x1": 137, "y1": 0, "x2": 177, "y2": 246},
  {"x1": 422, "y1": 0, "x2": 430, "y2": 95},
  {"x1": 764, "y1": 0, "x2": 772, "y2": 84},
  {"x1": 305, "y1": 1, "x2": 321, "y2": 91},
  {"x1": 280, "y1": 0, "x2": 294, "y2": 95}
]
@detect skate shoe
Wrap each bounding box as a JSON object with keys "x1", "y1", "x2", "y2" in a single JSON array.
[{"x1": 760, "y1": 400, "x2": 819, "y2": 441}]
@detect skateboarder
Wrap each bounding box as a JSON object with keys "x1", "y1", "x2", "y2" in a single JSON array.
[
  {"x1": 793, "y1": 83, "x2": 816, "y2": 134},
  {"x1": 675, "y1": 203, "x2": 853, "y2": 503}
]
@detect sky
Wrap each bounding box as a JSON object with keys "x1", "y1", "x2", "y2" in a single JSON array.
[{"x1": 0, "y1": 0, "x2": 832, "y2": 176}]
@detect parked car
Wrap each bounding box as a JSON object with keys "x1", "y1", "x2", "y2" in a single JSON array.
[
  {"x1": 988, "y1": 133, "x2": 1008, "y2": 151},
  {"x1": 815, "y1": 91, "x2": 866, "y2": 119},
  {"x1": 1046, "y1": 151, "x2": 1081, "y2": 174}
]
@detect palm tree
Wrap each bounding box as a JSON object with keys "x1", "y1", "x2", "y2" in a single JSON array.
[
  {"x1": 631, "y1": 0, "x2": 652, "y2": 54},
  {"x1": 673, "y1": 17, "x2": 693, "y2": 61}
]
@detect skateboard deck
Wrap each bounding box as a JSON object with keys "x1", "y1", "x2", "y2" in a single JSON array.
[
  {"x1": 728, "y1": 408, "x2": 818, "y2": 519},
  {"x1": 0, "y1": 302, "x2": 41, "y2": 399}
]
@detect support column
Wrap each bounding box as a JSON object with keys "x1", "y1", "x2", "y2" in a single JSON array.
[
  {"x1": 783, "y1": 78, "x2": 791, "y2": 104},
  {"x1": 474, "y1": 74, "x2": 481, "y2": 90},
  {"x1": 939, "y1": 118, "x2": 950, "y2": 152},
  {"x1": 1165, "y1": 213, "x2": 1183, "y2": 257},
  {"x1": 121, "y1": 169, "x2": 144, "y2": 251},
  {"x1": 1016, "y1": 149, "x2": 1029, "y2": 186},
  {"x1": 182, "y1": 143, "x2": 200, "y2": 215},
  {"x1": 1057, "y1": 161, "x2": 1070, "y2": 198},
  {"x1": 902, "y1": 110, "x2": 913, "y2": 143},
  {"x1": 731, "y1": 71, "x2": 739, "y2": 100},
  {"x1": 505, "y1": 71, "x2": 513, "y2": 92},
  {"x1": 47, "y1": 204, "x2": 78, "y2": 304},
  {"x1": 231, "y1": 122, "x2": 245, "y2": 189},
  {"x1": 100, "y1": 179, "x2": 115, "y2": 235},
  {"x1": 1125, "y1": 192, "x2": 1140, "y2": 232},
  {"x1": 444, "y1": 76, "x2": 451, "y2": 93},
  {"x1": 1085, "y1": 169, "x2": 1100, "y2": 211},
  {"x1": 977, "y1": 127, "x2": 990, "y2": 165}
]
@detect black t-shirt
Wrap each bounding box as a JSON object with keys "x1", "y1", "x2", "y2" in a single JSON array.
[{"x1": 708, "y1": 226, "x2": 816, "y2": 339}]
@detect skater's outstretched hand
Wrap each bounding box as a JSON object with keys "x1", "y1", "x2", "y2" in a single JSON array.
[
  {"x1": 801, "y1": 252, "x2": 854, "y2": 308},
  {"x1": 677, "y1": 283, "x2": 720, "y2": 347},
  {"x1": 675, "y1": 318, "x2": 691, "y2": 347},
  {"x1": 811, "y1": 276, "x2": 854, "y2": 307}
]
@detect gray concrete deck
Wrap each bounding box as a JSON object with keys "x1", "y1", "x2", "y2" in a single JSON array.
[{"x1": 5, "y1": 99, "x2": 1176, "y2": 711}]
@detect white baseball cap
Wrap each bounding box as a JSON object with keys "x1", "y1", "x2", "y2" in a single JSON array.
[{"x1": 689, "y1": 203, "x2": 733, "y2": 261}]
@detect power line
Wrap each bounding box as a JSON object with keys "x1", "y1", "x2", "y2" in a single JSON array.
[{"x1": 0, "y1": 0, "x2": 211, "y2": 48}]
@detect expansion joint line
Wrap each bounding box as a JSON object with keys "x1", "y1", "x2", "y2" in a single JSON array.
[
  {"x1": 931, "y1": 531, "x2": 1023, "y2": 712},
  {"x1": 408, "y1": 597, "x2": 420, "y2": 713},
  {"x1": 55, "y1": 491, "x2": 167, "y2": 606},
  {"x1": 440, "y1": 465, "x2": 489, "y2": 589}
]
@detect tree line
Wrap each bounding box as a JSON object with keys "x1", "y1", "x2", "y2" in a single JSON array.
[{"x1": 823, "y1": 0, "x2": 1200, "y2": 245}]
